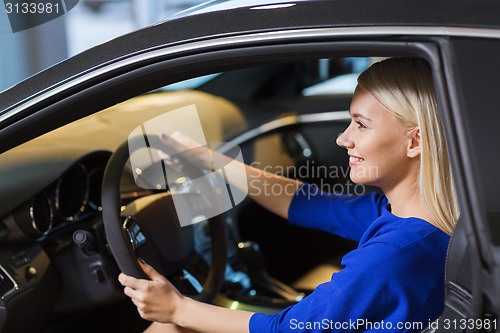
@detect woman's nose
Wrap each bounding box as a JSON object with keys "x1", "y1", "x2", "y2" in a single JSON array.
[{"x1": 336, "y1": 130, "x2": 353, "y2": 148}]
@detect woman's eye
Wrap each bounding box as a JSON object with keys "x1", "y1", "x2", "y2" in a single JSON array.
[{"x1": 356, "y1": 121, "x2": 366, "y2": 129}]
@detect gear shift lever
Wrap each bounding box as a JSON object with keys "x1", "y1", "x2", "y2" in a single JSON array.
[{"x1": 237, "y1": 241, "x2": 304, "y2": 302}]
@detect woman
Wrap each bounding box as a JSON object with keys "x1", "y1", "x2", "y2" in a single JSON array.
[{"x1": 119, "y1": 58, "x2": 459, "y2": 332}]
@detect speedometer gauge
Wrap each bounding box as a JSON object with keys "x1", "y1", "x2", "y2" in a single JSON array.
[
  {"x1": 88, "y1": 167, "x2": 104, "y2": 211},
  {"x1": 56, "y1": 163, "x2": 89, "y2": 221},
  {"x1": 31, "y1": 193, "x2": 53, "y2": 234}
]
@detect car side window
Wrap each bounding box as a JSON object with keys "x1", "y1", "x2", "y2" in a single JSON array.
[{"x1": 450, "y1": 37, "x2": 500, "y2": 245}]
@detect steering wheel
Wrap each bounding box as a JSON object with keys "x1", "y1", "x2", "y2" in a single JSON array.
[{"x1": 102, "y1": 134, "x2": 227, "y2": 303}]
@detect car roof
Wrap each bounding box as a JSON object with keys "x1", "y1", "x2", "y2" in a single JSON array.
[{"x1": 1, "y1": 0, "x2": 500, "y2": 114}]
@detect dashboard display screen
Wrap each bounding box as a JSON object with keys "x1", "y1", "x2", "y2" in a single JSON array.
[{"x1": 127, "y1": 220, "x2": 147, "y2": 249}]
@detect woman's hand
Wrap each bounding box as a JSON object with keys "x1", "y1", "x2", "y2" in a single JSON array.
[
  {"x1": 118, "y1": 260, "x2": 184, "y2": 323},
  {"x1": 160, "y1": 131, "x2": 302, "y2": 221},
  {"x1": 119, "y1": 260, "x2": 252, "y2": 333},
  {"x1": 160, "y1": 131, "x2": 214, "y2": 171}
]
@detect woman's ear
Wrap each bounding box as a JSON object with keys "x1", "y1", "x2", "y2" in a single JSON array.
[{"x1": 407, "y1": 128, "x2": 421, "y2": 158}]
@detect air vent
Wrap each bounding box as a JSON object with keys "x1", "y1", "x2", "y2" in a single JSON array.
[{"x1": 0, "y1": 266, "x2": 16, "y2": 297}]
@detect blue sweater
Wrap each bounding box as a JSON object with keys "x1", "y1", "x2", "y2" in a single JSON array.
[{"x1": 249, "y1": 183, "x2": 450, "y2": 332}]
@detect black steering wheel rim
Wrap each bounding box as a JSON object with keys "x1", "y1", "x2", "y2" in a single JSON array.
[{"x1": 102, "y1": 135, "x2": 227, "y2": 303}]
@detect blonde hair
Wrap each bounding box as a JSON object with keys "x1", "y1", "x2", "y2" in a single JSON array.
[{"x1": 357, "y1": 58, "x2": 459, "y2": 234}]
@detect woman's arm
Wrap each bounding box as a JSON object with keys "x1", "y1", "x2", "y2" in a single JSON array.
[
  {"x1": 175, "y1": 297, "x2": 252, "y2": 333},
  {"x1": 241, "y1": 161, "x2": 302, "y2": 220},
  {"x1": 119, "y1": 261, "x2": 252, "y2": 333}
]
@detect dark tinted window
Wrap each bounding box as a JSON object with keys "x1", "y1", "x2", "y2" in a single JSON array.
[{"x1": 451, "y1": 37, "x2": 500, "y2": 244}]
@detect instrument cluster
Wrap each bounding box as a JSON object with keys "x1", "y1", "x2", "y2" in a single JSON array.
[{"x1": 0, "y1": 151, "x2": 111, "y2": 243}]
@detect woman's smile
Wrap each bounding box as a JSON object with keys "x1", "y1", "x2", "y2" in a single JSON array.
[{"x1": 348, "y1": 154, "x2": 364, "y2": 166}]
